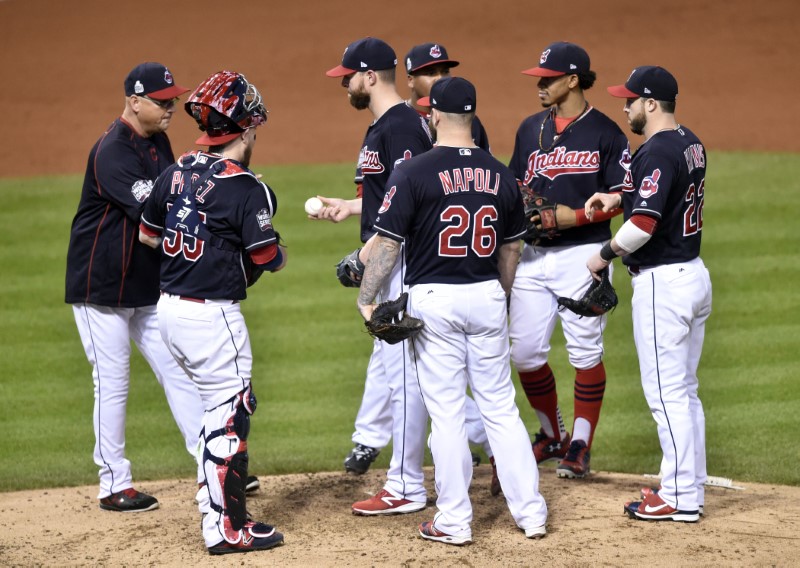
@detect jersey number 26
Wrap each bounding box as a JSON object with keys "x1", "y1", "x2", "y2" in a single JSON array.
[{"x1": 439, "y1": 205, "x2": 498, "y2": 257}]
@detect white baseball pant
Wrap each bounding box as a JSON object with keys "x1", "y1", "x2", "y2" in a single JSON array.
[{"x1": 72, "y1": 303, "x2": 204, "y2": 499}]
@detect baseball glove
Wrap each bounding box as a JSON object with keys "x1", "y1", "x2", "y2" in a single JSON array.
[
  {"x1": 365, "y1": 292, "x2": 425, "y2": 345},
  {"x1": 557, "y1": 269, "x2": 618, "y2": 318},
  {"x1": 522, "y1": 189, "x2": 559, "y2": 243},
  {"x1": 336, "y1": 248, "x2": 365, "y2": 288}
]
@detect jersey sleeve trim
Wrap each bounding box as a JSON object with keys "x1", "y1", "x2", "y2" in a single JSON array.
[
  {"x1": 504, "y1": 228, "x2": 526, "y2": 242},
  {"x1": 374, "y1": 226, "x2": 404, "y2": 242},
  {"x1": 138, "y1": 221, "x2": 160, "y2": 237}
]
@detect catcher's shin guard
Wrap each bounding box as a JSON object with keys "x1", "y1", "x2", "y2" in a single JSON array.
[{"x1": 202, "y1": 387, "x2": 257, "y2": 538}]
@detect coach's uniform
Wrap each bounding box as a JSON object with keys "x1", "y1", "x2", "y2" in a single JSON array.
[
  {"x1": 66, "y1": 116, "x2": 203, "y2": 500},
  {"x1": 374, "y1": 143, "x2": 548, "y2": 540}
]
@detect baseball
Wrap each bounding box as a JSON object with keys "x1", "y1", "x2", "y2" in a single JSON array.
[{"x1": 305, "y1": 196, "x2": 323, "y2": 216}]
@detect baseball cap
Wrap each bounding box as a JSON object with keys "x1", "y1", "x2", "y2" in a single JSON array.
[
  {"x1": 417, "y1": 77, "x2": 476, "y2": 114},
  {"x1": 326, "y1": 37, "x2": 397, "y2": 77},
  {"x1": 521, "y1": 42, "x2": 590, "y2": 77},
  {"x1": 124, "y1": 62, "x2": 190, "y2": 100},
  {"x1": 405, "y1": 43, "x2": 460, "y2": 74},
  {"x1": 607, "y1": 65, "x2": 679, "y2": 102}
]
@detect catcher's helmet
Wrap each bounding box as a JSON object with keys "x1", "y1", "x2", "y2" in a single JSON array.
[{"x1": 185, "y1": 71, "x2": 268, "y2": 146}]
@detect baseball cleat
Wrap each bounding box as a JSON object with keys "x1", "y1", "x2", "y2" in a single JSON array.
[
  {"x1": 489, "y1": 456, "x2": 502, "y2": 496},
  {"x1": 99, "y1": 488, "x2": 159, "y2": 513},
  {"x1": 472, "y1": 452, "x2": 481, "y2": 467},
  {"x1": 556, "y1": 440, "x2": 590, "y2": 478},
  {"x1": 524, "y1": 524, "x2": 547, "y2": 539},
  {"x1": 624, "y1": 491, "x2": 700, "y2": 522},
  {"x1": 641, "y1": 486, "x2": 704, "y2": 516},
  {"x1": 532, "y1": 429, "x2": 570, "y2": 464},
  {"x1": 245, "y1": 475, "x2": 260, "y2": 493},
  {"x1": 344, "y1": 444, "x2": 381, "y2": 475},
  {"x1": 418, "y1": 521, "x2": 472, "y2": 546},
  {"x1": 207, "y1": 521, "x2": 284, "y2": 554},
  {"x1": 352, "y1": 488, "x2": 426, "y2": 516}
]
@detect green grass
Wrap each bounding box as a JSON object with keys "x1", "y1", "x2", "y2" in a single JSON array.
[{"x1": 0, "y1": 151, "x2": 798, "y2": 491}]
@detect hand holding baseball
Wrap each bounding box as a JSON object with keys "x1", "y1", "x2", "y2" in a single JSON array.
[{"x1": 305, "y1": 196, "x2": 323, "y2": 216}]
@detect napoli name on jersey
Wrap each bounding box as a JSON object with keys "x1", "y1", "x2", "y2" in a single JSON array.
[
  {"x1": 140, "y1": 151, "x2": 279, "y2": 301},
  {"x1": 623, "y1": 127, "x2": 705, "y2": 267},
  {"x1": 355, "y1": 102, "x2": 433, "y2": 242},
  {"x1": 373, "y1": 146, "x2": 526, "y2": 285}
]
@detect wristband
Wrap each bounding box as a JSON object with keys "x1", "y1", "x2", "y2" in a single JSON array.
[{"x1": 599, "y1": 242, "x2": 618, "y2": 262}]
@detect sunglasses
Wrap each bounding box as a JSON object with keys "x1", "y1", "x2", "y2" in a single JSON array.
[{"x1": 140, "y1": 95, "x2": 179, "y2": 109}]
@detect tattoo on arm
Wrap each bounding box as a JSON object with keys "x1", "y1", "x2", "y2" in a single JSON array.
[
  {"x1": 358, "y1": 236, "x2": 401, "y2": 305},
  {"x1": 497, "y1": 241, "x2": 521, "y2": 296}
]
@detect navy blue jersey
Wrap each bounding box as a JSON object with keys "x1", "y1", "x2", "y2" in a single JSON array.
[
  {"x1": 65, "y1": 118, "x2": 175, "y2": 307},
  {"x1": 141, "y1": 151, "x2": 279, "y2": 301},
  {"x1": 623, "y1": 126, "x2": 706, "y2": 267},
  {"x1": 355, "y1": 102, "x2": 433, "y2": 242},
  {"x1": 509, "y1": 107, "x2": 632, "y2": 247},
  {"x1": 373, "y1": 146, "x2": 526, "y2": 286}
]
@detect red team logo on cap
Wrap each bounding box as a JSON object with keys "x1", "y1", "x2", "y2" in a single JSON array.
[
  {"x1": 639, "y1": 168, "x2": 661, "y2": 198},
  {"x1": 430, "y1": 45, "x2": 442, "y2": 58},
  {"x1": 164, "y1": 70, "x2": 173, "y2": 85}
]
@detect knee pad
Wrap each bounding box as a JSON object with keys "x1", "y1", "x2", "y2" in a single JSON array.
[{"x1": 233, "y1": 387, "x2": 257, "y2": 441}]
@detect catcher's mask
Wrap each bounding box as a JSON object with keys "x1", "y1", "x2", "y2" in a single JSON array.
[{"x1": 185, "y1": 70, "x2": 268, "y2": 146}]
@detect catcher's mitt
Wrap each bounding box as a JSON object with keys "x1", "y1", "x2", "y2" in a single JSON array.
[
  {"x1": 336, "y1": 248, "x2": 365, "y2": 288},
  {"x1": 557, "y1": 269, "x2": 618, "y2": 318},
  {"x1": 365, "y1": 292, "x2": 424, "y2": 345},
  {"x1": 522, "y1": 190, "x2": 559, "y2": 243}
]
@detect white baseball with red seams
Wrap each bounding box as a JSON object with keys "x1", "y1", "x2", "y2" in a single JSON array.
[{"x1": 304, "y1": 197, "x2": 323, "y2": 215}]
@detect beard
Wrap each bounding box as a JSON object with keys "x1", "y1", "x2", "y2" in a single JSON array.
[
  {"x1": 427, "y1": 117, "x2": 437, "y2": 141},
  {"x1": 348, "y1": 87, "x2": 370, "y2": 110},
  {"x1": 629, "y1": 110, "x2": 647, "y2": 135}
]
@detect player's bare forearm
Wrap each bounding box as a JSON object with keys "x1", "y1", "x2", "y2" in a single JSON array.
[
  {"x1": 357, "y1": 236, "x2": 400, "y2": 319},
  {"x1": 313, "y1": 196, "x2": 362, "y2": 223},
  {"x1": 497, "y1": 240, "x2": 521, "y2": 296},
  {"x1": 138, "y1": 229, "x2": 161, "y2": 249}
]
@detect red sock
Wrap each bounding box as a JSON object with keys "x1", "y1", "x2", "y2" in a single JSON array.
[
  {"x1": 518, "y1": 364, "x2": 565, "y2": 439},
  {"x1": 573, "y1": 362, "x2": 607, "y2": 448}
]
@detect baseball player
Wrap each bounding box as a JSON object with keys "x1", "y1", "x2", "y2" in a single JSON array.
[
  {"x1": 65, "y1": 62, "x2": 204, "y2": 512},
  {"x1": 139, "y1": 70, "x2": 286, "y2": 554},
  {"x1": 404, "y1": 42, "x2": 490, "y2": 152},
  {"x1": 586, "y1": 66, "x2": 711, "y2": 522},
  {"x1": 316, "y1": 37, "x2": 432, "y2": 514},
  {"x1": 505, "y1": 42, "x2": 632, "y2": 482},
  {"x1": 358, "y1": 77, "x2": 548, "y2": 545},
  {"x1": 330, "y1": 42, "x2": 498, "y2": 476}
]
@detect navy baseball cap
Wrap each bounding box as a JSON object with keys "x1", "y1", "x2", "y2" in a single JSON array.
[
  {"x1": 124, "y1": 62, "x2": 189, "y2": 99},
  {"x1": 608, "y1": 66, "x2": 679, "y2": 102},
  {"x1": 326, "y1": 37, "x2": 397, "y2": 77},
  {"x1": 417, "y1": 77, "x2": 476, "y2": 114},
  {"x1": 522, "y1": 42, "x2": 590, "y2": 77},
  {"x1": 405, "y1": 43, "x2": 460, "y2": 74}
]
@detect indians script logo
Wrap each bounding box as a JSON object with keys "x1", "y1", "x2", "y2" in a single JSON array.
[
  {"x1": 639, "y1": 169, "x2": 661, "y2": 198},
  {"x1": 378, "y1": 186, "x2": 396, "y2": 214},
  {"x1": 540, "y1": 49, "x2": 551, "y2": 64},
  {"x1": 358, "y1": 146, "x2": 385, "y2": 174},
  {"x1": 524, "y1": 148, "x2": 601, "y2": 184},
  {"x1": 430, "y1": 44, "x2": 442, "y2": 58},
  {"x1": 164, "y1": 69, "x2": 174, "y2": 85}
]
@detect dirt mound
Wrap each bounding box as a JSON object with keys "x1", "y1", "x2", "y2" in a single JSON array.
[{"x1": 1, "y1": 467, "x2": 796, "y2": 566}]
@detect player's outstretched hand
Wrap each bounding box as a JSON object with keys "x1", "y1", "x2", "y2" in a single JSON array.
[
  {"x1": 584, "y1": 192, "x2": 622, "y2": 221},
  {"x1": 586, "y1": 252, "x2": 610, "y2": 281},
  {"x1": 309, "y1": 196, "x2": 351, "y2": 223}
]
